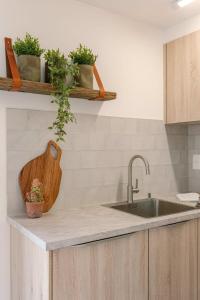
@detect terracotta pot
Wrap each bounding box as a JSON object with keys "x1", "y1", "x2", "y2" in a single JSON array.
[
  {"x1": 78, "y1": 65, "x2": 93, "y2": 89},
  {"x1": 18, "y1": 55, "x2": 41, "y2": 82},
  {"x1": 26, "y1": 201, "x2": 44, "y2": 218}
]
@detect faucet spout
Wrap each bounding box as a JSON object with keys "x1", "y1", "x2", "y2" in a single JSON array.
[{"x1": 127, "y1": 155, "x2": 150, "y2": 203}]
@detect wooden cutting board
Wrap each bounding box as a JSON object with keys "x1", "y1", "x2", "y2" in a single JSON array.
[{"x1": 19, "y1": 140, "x2": 62, "y2": 213}]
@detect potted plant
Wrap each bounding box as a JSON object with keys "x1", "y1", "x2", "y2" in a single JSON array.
[
  {"x1": 45, "y1": 49, "x2": 78, "y2": 87},
  {"x1": 13, "y1": 33, "x2": 45, "y2": 82},
  {"x1": 44, "y1": 49, "x2": 79, "y2": 142},
  {"x1": 25, "y1": 178, "x2": 44, "y2": 218},
  {"x1": 69, "y1": 44, "x2": 97, "y2": 89}
]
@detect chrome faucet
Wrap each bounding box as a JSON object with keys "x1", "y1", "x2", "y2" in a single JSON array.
[{"x1": 127, "y1": 155, "x2": 150, "y2": 203}]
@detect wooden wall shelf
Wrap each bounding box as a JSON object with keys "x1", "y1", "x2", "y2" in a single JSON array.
[{"x1": 0, "y1": 77, "x2": 117, "y2": 101}]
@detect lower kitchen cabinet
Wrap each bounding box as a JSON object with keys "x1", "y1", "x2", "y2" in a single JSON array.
[
  {"x1": 11, "y1": 227, "x2": 148, "y2": 300},
  {"x1": 149, "y1": 219, "x2": 198, "y2": 300},
  {"x1": 11, "y1": 218, "x2": 200, "y2": 300},
  {"x1": 53, "y1": 230, "x2": 148, "y2": 300}
]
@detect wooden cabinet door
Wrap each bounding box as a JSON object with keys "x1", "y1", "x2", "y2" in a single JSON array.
[
  {"x1": 166, "y1": 34, "x2": 191, "y2": 124},
  {"x1": 166, "y1": 29, "x2": 200, "y2": 124},
  {"x1": 53, "y1": 231, "x2": 148, "y2": 300},
  {"x1": 189, "y1": 31, "x2": 200, "y2": 121},
  {"x1": 149, "y1": 219, "x2": 198, "y2": 300}
]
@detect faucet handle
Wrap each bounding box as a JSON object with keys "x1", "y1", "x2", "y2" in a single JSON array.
[
  {"x1": 135, "y1": 178, "x2": 138, "y2": 189},
  {"x1": 133, "y1": 179, "x2": 139, "y2": 194}
]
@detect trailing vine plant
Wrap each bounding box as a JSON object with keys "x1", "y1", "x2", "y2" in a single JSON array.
[{"x1": 44, "y1": 49, "x2": 79, "y2": 142}]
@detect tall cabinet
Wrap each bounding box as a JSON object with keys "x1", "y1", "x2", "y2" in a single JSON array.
[{"x1": 166, "y1": 30, "x2": 200, "y2": 124}]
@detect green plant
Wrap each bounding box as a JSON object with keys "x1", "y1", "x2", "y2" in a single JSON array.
[
  {"x1": 13, "y1": 33, "x2": 45, "y2": 57},
  {"x1": 69, "y1": 44, "x2": 97, "y2": 65},
  {"x1": 26, "y1": 179, "x2": 44, "y2": 203},
  {"x1": 44, "y1": 49, "x2": 79, "y2": 142}
]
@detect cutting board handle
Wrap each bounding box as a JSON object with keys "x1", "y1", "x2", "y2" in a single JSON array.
[{"x1": 47, "y1": 140, "x2": 62, "y2": 162}]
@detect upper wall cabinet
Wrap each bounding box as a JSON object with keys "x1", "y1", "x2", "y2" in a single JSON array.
[{"x1": 165, "y1": 30, "x2": 200, "y2": 124}]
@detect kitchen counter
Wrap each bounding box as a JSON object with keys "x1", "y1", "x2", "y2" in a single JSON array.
[{"x1": 8, "y1": 196, "x2": 200, "y2": 251}]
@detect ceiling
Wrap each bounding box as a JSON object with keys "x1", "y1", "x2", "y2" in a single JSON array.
[{"x1": 77, "y1": 0, "x2": 200, "y2": 28}]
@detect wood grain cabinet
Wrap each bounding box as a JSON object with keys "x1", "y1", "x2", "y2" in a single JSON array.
[
  {"x1": 165, "y1": 30, "x2": 200, "y2": 124},
  {"x1": 11, "y1": 228, "x2": 148, "y2": 300},
  {"x1": 11, "y1": 219, "x2": 200, "y2": 300},
  {"x1": 149, "y1": 219, "x2": 198, "y2": 300},
  {"x1": 53, "y1": 231, "x2": 148, "y2": 300}
]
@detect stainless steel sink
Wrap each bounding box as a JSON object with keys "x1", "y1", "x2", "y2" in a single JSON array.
[{"x1": 106, "y1": 198, "x2": 196, "y2": 218}]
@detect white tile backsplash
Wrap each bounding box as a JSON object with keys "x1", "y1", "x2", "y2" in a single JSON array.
[{"x1": 7, "y1": 109, "x2": 188, "y2": 215}]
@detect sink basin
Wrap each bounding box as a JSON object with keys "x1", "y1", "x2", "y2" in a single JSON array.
[{"x1": 106, "y1": 198, "x2": 196, "y2": 218}]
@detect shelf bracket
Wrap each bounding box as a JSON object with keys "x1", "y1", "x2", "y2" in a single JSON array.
[
  {"x1": 5, "y1": 37, "x2": 21, "y2": 91},
  {"x1": 93, "y1": 64, "x2": 105, "y2": 100}
]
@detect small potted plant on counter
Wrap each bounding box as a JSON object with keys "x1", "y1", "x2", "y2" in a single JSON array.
[
  {"x1": 69, "y1": 44, "x2": 97, "y2": 89},
  {"x1": 13, "y1": 33, "x2": 45, "y2": 82},
  {"x1": 44, "y1": 49, "x2": 79, "y2": 142},
  {"x1": 26, "y1": 178, "x2": 44, "y2": 218}
]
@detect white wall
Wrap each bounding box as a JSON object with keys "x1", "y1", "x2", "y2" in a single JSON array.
[
  {"x1": 164, "y1": 13, "x2": 200, "y2": 42},
  {"x1": 0, "y1": 0, "x2": 164, "y2": 299},
  {"x1": 0, "y1": 0, "x2": 163, "y2": 120}
]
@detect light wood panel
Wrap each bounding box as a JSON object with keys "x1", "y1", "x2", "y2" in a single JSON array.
[
  {"x1": 166, "y1": 34, "x2": 191, "y2": 123},
  {"x1": 163, "y1": 44, "x2": 167, "y2": 124},
  {"x1": 189, "y1": 30, "x2": 200, "y2": 121},
  {"x1": 149, "y1": 220, "x2": 198, "y2": 300},
  {"x1": 0, "y1": 77, "x2": 116, "y2": 101},
  {"x1": 11, "y1": 227, "x2": 52, "y2": 300},
  {"x1": 166, "y1": 29, "x2": 200, "y2": 124},
  {"x1": 53, "y1": 231, "x2": 148, "y2": 300}
]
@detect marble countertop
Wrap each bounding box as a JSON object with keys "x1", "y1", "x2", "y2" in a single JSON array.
[{"x1": 8, "y1": 196, "x2": 200, "y2": 251}]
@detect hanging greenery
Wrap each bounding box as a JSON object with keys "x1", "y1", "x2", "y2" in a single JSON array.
[{"x1": 44, "y1": 49, "x2": 79, "y2": 142}]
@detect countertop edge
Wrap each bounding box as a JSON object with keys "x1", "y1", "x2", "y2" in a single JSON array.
[
  {"x1": 8, "y1": 208, "x2": 200, "y2": 251},
  {"x1": 8, "y1": 217, "x2": 47, "y2": 250},
  {"x1": 46, "y1": 210, "x2": 200, "y2": 250}
]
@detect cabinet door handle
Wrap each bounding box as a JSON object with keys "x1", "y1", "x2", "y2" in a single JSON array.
[
  {"x1": 160, "y1": 219, "x2": 190, "y2": 229},
  {"x1": 71, "y1": 232, "x2": 137, "y2": 248},
  {"x1": 72, "y1": 235, "x2": 127, "y2": 248}
]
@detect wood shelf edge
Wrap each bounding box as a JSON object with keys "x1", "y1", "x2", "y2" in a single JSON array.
[{"x1": 0, "y1": 77, "x2": 117, "y2": 101}]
